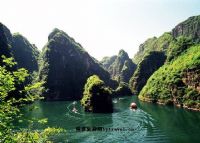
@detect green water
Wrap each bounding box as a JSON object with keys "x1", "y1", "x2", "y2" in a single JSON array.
[{"x1": 18, "y1": 96, "x2": 200, "y2": 143}]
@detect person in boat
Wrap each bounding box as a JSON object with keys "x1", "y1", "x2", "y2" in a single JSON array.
[
  {"x1": 72, "y1": 101, "x2": 78, "y2": 113},
  {"x1": 72, "y1": 107, "x2": 78, "y2": 113}
]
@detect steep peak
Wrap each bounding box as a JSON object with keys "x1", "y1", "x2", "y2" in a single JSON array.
[
  {"x1": 47, "y1": 28, "x2": 85, "y2": 52},
  {"x1": 48, "y1": 28, "x2": 70, "y2": 40},
  {"x1": 13, "y1": 33, "x2": 28, "y2": 43},
  {"x1": 0, "y1": 22, "x2": 13, "y2": 45},
  {"x1": 118, "y1": 49, "x2": 129, "y2": 60},
  {"x1": 12, "y1": 32, "x2": 39, "y2": 72}
]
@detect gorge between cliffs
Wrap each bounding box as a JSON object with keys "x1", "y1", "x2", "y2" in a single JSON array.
[{"x1": 0, "y1": 14, "x2": 200, "y2": 143}]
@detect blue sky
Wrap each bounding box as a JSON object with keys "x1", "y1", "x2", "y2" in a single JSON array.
[{"x1": 1, "y1": 0, "x2": 200, "y2": 60}]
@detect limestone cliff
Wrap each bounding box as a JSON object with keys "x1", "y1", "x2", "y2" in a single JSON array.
[
  {"x1": 129, "y1": 51, "x2": 166, "y2": 94},
  {"x1": 39, "y1": 28, "x2": 117, "y2": 100},
  {"x1": 12, "y1": 33, "x2": 39, "y2": 73}
]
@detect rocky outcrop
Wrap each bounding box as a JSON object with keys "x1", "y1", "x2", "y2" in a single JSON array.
[
  {"x1": 81, "y1": 75, "x2": 113, "y2": 113},
  {"x1": 0, "y1": 23, "x2": 13, "y2": 64},
  {"x1": 133, "y1": 33, "x2": 173, "y2": 64},
  {"x1": 39, "y1": 28, "x2": 118, "y2": 101},
  {"x1": 12, "y1": 33, "x2": 39, "y2": 73},
  {"x1": 101, "y1": 49, "x2": 136, "y2": 83},
  {"x1": 101, "y1": 56, "x2": 117, "y2": 69},
  {"x1": 129, "y1": 51, "x2": 166, "y2": 94},
  {"x1": 0, "y1": 22, "x2": 40, "y2": 74},
  {"x1": 172, "y1": 15, "x2": 200, "y2": 41}
]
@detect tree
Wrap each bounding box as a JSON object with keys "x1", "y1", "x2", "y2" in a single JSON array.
[{"x1": 0, "y1": 55, "x2": 64, "y2": 142}]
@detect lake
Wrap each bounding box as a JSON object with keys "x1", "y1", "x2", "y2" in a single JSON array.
[{"x1": 17, "y1": 96, "x2": 200, "y2": 143}]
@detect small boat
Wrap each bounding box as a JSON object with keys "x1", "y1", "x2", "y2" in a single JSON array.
[
  {"x1": 130, "y1": 102, "x2": 137, "y2": 110},
  {"x1": 113, "y1": 99, "x2": 118, "y2": 103},
  {"x1": 72, "y1": 107, "x2": 78, "y2": 113}
]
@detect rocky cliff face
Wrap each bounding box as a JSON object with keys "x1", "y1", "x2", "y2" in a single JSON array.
[
  {"x1": 0, "y1": 23, "x2": 39, "y2": 99},
  {"x1": 133, "y1": 33, "x2": 173, "y2": 64},
  {"x1": 100, "y1": 56, "x2": 117, "y2": 69},
  {"x1": 182, "y1": 68, "x2": 200, "y2": 93},
  {"x1": 39, "y1": 28, "x2": 117, "y2": 101},
  {"x1": 0, "y1": 22, "x2": 40, "y2": 74},
  {"x1": 131, "y1": 15, "x2": 200, "y2": 96},
  {"x1": 172, "y1": 15, "x2": 200, "y2": 41},
  {"x1": 101, "y1": 49, "x2": 136, "y2": 83},
  {"x1": 139, "y1": 45, "x2": 200, "y2": 111},
  {"x1": 129, "y1": 51, "x2": 166, "y2": 94},
  {"x1": 12, "y1": 33, "x2": 39, "y2": 73},
  {"x1": 0, "y1": 23, "x2": 13, "y2": 63}
]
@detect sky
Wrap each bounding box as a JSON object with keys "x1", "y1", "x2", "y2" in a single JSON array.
[{"x1": 1, "y1": 0, "x2": 200, "y2": 60}]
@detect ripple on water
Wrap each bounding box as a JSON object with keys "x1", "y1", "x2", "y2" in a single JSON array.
[{"x1": 65, "y1": 101, "x2": 169, "y2": 143}]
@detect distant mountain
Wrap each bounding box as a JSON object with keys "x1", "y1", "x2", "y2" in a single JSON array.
[
  {"x1": 101, "y1": 49, "x2": 136, "y2": 83},
  {"x1": 39, "y1": 28, "x2": 118, "y2": 101},
  {"x1": 12, "y1": 33, "x2": 39, "y2": 73}
]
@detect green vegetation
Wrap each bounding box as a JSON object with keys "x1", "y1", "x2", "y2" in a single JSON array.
[
  {"x1": 166, "y1": 36, "x2": 193, "y2": 62},
  {"x1": 139, "y1": 45, "x2": 200, "y2": 110},
  {"x1": 81, "y1": 75, "x2": 113, "y2": 113},
  {"x1": 0, "y1": 55, "x2": 64, "y2": 142}
]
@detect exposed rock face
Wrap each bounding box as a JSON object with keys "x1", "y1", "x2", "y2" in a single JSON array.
[
  {"x1": 0, "y1": 22, "x2": 40, "y2": 74},
  {"x1": 39, "y1": 28, "x2": 117, "y2": 101},
  {"x1": 0, "y1": 23, "x2": 13, "y2": 63},
  {"x1": 172, "y1": 15, "x2": 200, "y2": 41},
  {"x1": 182, "y1": 68, "x2": 200, "y2": 93},
  {"x1": 129, "y1": 51, "x2": 166, "y2": 94},
  {"x1": 12, "y1": 33, "x2": 39, "y2": 73},
  {"x1": 101, "y1": 49, "x2": 136, "y2": 83},
  {"x1": 101, "y1": 56, "x2": 117, "y2": 69}
]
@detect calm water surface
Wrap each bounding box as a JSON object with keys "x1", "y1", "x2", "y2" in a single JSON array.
[{"x1": 18, "y1": 96, "x2": 200, "y2": 143}]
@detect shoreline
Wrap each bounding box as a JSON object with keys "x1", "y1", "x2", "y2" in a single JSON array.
[{"x1": 139, "y1": 97, "x2": 200, "y2": 112}]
